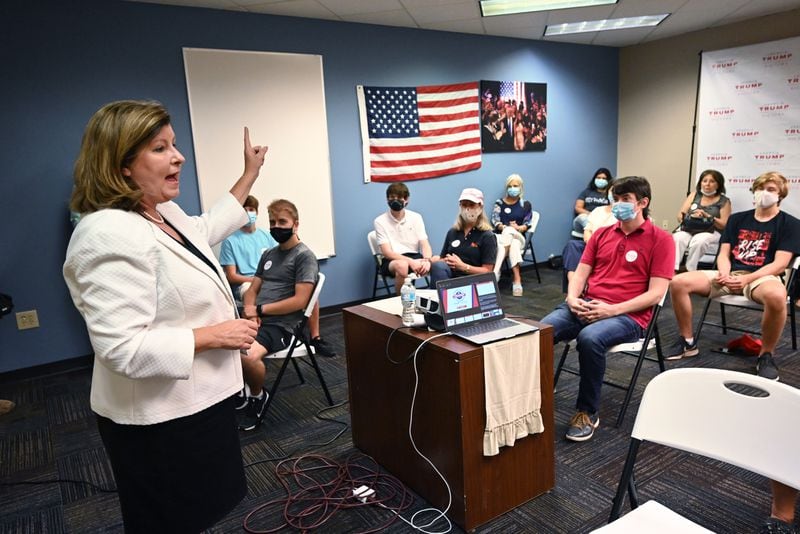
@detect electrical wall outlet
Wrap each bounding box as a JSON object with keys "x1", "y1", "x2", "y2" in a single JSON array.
[
  {"x1": 662, "y1": 219, "x2": 669, "y2": 229},
  {"x1": 16, "y1": 310, "x2": 39, "y2": 330}
]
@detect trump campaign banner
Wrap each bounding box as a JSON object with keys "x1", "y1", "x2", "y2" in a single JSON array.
[
  {"x1": 696, "y1": 36, "x2": 800, "y2": 216},
  {"x1": 357, "y1": 82, "x2": 481, "y2": 183}
]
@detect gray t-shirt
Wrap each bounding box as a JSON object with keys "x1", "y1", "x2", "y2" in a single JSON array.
[{"x1": 254, "y1": 242, "x2": 318, "y2": 330}]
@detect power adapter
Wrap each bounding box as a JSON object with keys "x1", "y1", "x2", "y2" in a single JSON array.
[{"x1": 352, "y1": 485, "x2": 375, "y2": 503}]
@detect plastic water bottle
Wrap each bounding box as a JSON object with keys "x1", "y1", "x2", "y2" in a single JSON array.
[{"x1": 401, "y1": 276, "x2": 416, "y2": 327}]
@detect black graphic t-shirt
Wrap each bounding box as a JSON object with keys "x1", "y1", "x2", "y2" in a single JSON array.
[{"x1": 721, "y1": 209, "x2": 800, "y2": 272}]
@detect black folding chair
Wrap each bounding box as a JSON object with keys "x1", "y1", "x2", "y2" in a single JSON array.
[{"x1": 553, "y1": 289, "x2": 668, "y2": 427}]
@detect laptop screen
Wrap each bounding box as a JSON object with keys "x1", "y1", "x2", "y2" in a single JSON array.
[{"x1": 436, "y1": 273, "x2": 505, "y2": 330}]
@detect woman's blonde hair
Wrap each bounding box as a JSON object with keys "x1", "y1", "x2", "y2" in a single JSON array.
[
  {"x1": 505, "y1": 173, "x2": 524, "y2": 196},
  {"x1": 70, "y1": 100, "x2": 171, "y2": 214},
  {"x1": 751, "y1": 171, "x2": 788, "y2": 201}
]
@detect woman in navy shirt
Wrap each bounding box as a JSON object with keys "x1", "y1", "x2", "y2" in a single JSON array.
[
  {"x1": 573, "y1": 168, "x2": 613, "y2": 234},
  {"x1": 429, "y1": 188, "x2": 498, "y2": 285}
]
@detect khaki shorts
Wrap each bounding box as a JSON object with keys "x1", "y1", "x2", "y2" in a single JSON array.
[{"x1": 701, "y1": 270, "x2": 782, "y2": 301}]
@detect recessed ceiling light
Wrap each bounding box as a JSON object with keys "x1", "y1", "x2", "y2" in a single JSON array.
[
  {"x1": 544, "y1": 14, "x2": 669, "y2": 35},
  {"x1": 480, "y1": 0, "x2": 617, "y2": 17}
]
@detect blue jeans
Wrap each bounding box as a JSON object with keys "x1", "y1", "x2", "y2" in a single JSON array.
[
  {"x1": 542, "y1": 302, "x2": 642, "y2": 414},
  {"x1": 429, "y1": 261, "x2": 454, "y2": 286}
]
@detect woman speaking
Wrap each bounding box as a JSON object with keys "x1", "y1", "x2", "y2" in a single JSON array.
[{"x1": 63, "y1": 100, "x2": 266, "y2": 532}]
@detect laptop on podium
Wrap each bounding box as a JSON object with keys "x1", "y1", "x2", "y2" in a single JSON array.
[{"x1": 435, "y1": 272, "x2": 538, "y2": 345}]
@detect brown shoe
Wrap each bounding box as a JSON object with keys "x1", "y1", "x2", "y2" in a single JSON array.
[{"x1": 0, "y1": 399, "x2": 15, "y2": 416}]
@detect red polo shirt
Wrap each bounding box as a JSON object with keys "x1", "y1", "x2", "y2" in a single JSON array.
[{"x1": 580, "y1": 218, "x2": 674, "y2": 328}]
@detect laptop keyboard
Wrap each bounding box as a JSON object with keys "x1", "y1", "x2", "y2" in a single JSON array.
[{"x1": 458, "y1": 318, "x2": 519, "y2": 336}]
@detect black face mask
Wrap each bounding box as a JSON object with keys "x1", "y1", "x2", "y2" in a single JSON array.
[
  {"x1": 270, "y1": 226, "x2": 294, "y2": 244},
  {"x1": 388, "y1": 199, "x2": 405, "y2": 212}
]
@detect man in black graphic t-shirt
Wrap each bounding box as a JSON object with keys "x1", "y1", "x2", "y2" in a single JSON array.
[{"x1": 668, "y1": 172, "x2": 800, "y2": 380}]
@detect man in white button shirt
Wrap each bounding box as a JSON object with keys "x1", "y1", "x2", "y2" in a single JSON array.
[{"x1": 373, "y1": 182, "x2": 433, "y2": 294}]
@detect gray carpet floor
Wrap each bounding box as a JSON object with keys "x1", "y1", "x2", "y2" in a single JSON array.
[{"x1": 1, "y1": 265, "x2": 798, "y2": 533}]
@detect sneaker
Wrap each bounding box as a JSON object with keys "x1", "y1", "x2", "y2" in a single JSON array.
[
  {"x1": 512, "y1": 283, "x2": 523, "y2": 297},
  {"x1": 311, "y1": 336, "x2": 337, "y2": 357},
  {"x1": 665, "y1": 337, "x2": 699, "y2": 360},
  {"x1": 234, "y1": 387, "x2": 248, "y2": 411},
  {"x1": 565, "y1": 411, "x2": 599, "y2": 442},
  {"x1": 238, "y1": 392, "x2": 269, "y2": 431},
  {"x1": 0, "y1": 399, "x2": 15, "y2": 416},
  {"x1": 756, "y1": 353, "x2": 780, "y2": 381},
  {"x1": 760, "y1": 517, "x2": 796, "y2": 534}
]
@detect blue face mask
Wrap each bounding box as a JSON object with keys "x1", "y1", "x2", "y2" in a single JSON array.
[
  {"x1": 595, "y1": 178, "x2": 608, "y2": 189},
  {"x1": 507, "y1": 186, "x2": 521, "y2": 198},
  {"x1": 247, "y1": 211, "x2": 257, "y2": 226},
  {"x1": 612, "y1": 202, "x2": 637, "y2": 221}
]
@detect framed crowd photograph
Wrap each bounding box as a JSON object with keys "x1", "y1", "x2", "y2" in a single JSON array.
[{"x1": 480, "y1": 80, "x2": 547, "y2": 153}]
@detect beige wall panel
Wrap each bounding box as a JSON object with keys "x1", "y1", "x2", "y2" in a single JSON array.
[{"x1": 619, "y1": 9, "x2": 800, "y2": 231}]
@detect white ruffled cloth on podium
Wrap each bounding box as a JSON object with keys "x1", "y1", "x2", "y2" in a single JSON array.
[{"x1": 482, "y1": 331, "x2": 543, "y2": 456}]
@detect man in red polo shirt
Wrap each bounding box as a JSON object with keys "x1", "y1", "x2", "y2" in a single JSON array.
[{"x1": 542, "y1": 176, "x2": 674, "y2": 442}]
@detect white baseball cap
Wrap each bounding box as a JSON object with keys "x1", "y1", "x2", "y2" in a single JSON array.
[{"x1": 459, "y1": 187, "x2": 484, "y2": 204}]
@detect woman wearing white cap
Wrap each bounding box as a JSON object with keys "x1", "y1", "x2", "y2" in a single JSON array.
[
  {"x1": 429, "y1": 188, "x2": 498, "y2": 285},
  {"x1": 491, "y1": 173, "x2": 531, "y2": 296}
]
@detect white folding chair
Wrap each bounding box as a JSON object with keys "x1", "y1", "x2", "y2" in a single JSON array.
[
  {"x1": 367, "y1": 230, "x2": 393, "y2": 297},
  {"x1": 600, "y1": 368, "x2": 800, "y2": 531},
  {"x1": 554, "y1": 288, "x2": 668, "y2": 427},
  {"x1": 258, "y1": 273, "x2": 334, "y2": 423},
  {"x1": 494, "y1": 211, "x2": 542, "y2": 284},
  {"x1": 523, "y1": 211, "x2": 542, "y2": 283},
  {"x1": 695, "y1": 256, "x2": 800, "y2": 350}
]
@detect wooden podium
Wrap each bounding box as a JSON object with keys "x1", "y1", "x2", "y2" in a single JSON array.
[{"x1": 343, "y1": 304, "x2": 555, "y2": 531}]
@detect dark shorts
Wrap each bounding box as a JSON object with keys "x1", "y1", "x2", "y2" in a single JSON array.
[
  {"x1": 255, "y1": 323, "x2": 291, "y2": 353},
  {"x1": 380, "y1": 252, "x2": 422, "y2": 277}
]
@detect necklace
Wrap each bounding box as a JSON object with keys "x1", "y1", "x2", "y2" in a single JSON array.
[{"x1": 140, "y1": 210, "x2": 165, "y2": 224}]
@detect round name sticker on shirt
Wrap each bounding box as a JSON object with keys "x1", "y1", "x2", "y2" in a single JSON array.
[
  {"x1": 690, "y1": 203, "x2": 698, "y2": 211},
  {"x1": 451, "y1": 239, "x2": 461, "y2": 248},
  {"x1": 625, "y1": 250, "x2": 638, "y2": 263},
  {"x1": 504, "y1": 207, "x2": 511, "y2": 214},
  {"x1": 263, "y1": 260, "x2": 273, "y2": 271}
]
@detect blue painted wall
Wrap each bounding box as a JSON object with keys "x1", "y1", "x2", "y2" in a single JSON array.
[{"x1": 0, "y1": 0, "x2": 618, "y2": 372}]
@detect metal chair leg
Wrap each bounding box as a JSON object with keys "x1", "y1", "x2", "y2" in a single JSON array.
[{"x1": 554, "y1": 342, "x2": 570, "y2": 389}]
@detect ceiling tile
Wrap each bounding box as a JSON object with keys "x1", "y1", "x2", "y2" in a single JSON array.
[
  {"x1": 399, "y1": 0, "x2": 475, "y2": 8},
  {"x1": 405, "y1": 2, "x2": 481, "y2": 24},
  {"x1": 123, "y1": 0, "x2": 800, "y2": 47},
  {"x1": 591, "y1": 25, "x2": 655, "y2": 46},
  {"x1": 344, "y1": 9, "x2": 418, "y2": 27},
  {"x1": 544, "y1": 4, "x2": 618, "y2": 24},
  {"x1": 610, "y1": 0, "x2": 688, "y2": 18},
  {"x1": 716, "y1": 0, "x2": 800, "y2": 25},
  {"x1": 246, "y1": 0, "x2": 339, "y2": 19},
  {"x1": 317, "y1": 0, "x2": 404, "y2": 16}
]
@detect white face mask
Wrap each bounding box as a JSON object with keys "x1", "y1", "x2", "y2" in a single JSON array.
[
  {"x1": 701, "y1": 189, "x2": 717, "y2": 197},
  {"x1": 754, "y1": 190, "x2": 779, "y2": 208},
  {"x1": 460, "y1": 207, "x2": 480, "y2": 223}
]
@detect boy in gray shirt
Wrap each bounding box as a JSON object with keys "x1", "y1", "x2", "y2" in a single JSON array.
[{"x1": 240, "y1": 199, "x2": 319, "y2": 430}]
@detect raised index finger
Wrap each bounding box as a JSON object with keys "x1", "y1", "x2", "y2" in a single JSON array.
[{"x1": 244, "y1": 126, "x2": 252, "y2": 150}]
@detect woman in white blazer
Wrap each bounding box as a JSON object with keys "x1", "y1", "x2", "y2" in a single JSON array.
[{"x1": 63, "y1": 100, "x2": 267, "y2": 532}]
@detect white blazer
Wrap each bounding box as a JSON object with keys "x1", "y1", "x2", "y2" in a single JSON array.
[{"x1": 63, "y1": 193, "x2": 248, "y2": 425}]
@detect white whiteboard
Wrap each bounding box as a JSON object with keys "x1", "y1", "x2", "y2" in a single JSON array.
[{"x1": 183, "y1": 48, "x2": 335, "y2": 258}]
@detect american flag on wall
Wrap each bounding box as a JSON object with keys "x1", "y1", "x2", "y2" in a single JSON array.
[
  {"x1": 356, "y1": 82, "x2": 481, "y2": 183},
  {"x1": 499, "y1": 81, "x2": 525, "y2": 105}
]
